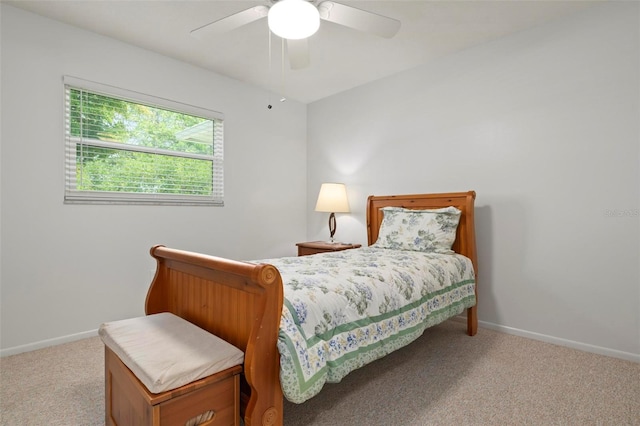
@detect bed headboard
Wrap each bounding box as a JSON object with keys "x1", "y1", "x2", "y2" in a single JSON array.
[{"x1": 366, "y1": 190, "x2": 477, "y2": 275}]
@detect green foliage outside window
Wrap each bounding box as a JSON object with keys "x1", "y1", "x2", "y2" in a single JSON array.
[{"x1": 68, "y1": 88, "x2": 216, "y2": 197}]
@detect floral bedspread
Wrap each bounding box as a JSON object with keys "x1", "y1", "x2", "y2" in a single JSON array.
[{"x1": 254, "y1": 246, "x2": 476, "y2": 403}]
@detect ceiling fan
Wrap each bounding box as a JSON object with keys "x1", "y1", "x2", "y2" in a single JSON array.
[{"x1": 190, "y1": 0, "x2": 401, "y2": 70}]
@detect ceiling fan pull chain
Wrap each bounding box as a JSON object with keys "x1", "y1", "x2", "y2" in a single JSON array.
[
  {"x1": 267, "y1": 27, "x2": 273, "y2": 108},
  {"x1": 268, "y1": 27, "x2": 271, "y2": 74},
  {"x1": 280, "y1": 38, "x2": 286, "y2": 102}
]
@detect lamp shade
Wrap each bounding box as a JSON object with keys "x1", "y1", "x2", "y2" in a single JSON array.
[
  {"x1": 315, "y1": 183, "x2": 350, "y2": 213},
  {"x1": 268, "y1": 0, "x2": 320, "y2": 40}
]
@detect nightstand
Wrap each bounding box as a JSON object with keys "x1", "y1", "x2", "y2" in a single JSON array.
[{"x1": 296, "y1": 241, "x2": 362, "y2": 256}]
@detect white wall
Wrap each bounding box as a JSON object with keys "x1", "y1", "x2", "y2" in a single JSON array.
[
  {"x1": 307, "y1": 2, "x2": 639, "y2": 359},
  {"x1": 0, "y1": 5, "x2": 307, "y2": 354}
]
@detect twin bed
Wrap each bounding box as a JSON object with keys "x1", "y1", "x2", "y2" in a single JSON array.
[{"x1": 144, "y1": 191, "x2": 478, "y2": 426}]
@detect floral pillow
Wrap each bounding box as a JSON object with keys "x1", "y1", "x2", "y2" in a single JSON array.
[{"x1": 373, "y1": 206, "x2": 461, "y2": 253}]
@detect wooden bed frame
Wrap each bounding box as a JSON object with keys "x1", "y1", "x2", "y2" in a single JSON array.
[{"x1": 145, "y1": 191, "x2": 477, "y2": 426}]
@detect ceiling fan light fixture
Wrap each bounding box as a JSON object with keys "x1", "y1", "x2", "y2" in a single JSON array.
[{"x1": 268, "y1": 0, "x2": 320, "y2": 40}]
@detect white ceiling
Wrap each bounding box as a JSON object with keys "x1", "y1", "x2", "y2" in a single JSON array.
[{"x1": 6, "y1": 0, "x2": 599, "y2": 103}]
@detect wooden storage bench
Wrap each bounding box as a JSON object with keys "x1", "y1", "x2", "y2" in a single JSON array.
[{"x1": 99, "y1": 312, "x2": 244, "y2": 426}]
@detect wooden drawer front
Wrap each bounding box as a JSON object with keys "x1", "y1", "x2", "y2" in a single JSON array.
[
  {"x1": 298, "y1": 246, "x2": 329, "y2": 256},
  {"x1": 158, "y1": 374, "x2": 239, "y2": 425}
]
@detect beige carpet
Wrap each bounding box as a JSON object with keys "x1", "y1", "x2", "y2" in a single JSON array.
[{"x1": 1, "y1": 320, "x2": 638, "y2": 425}]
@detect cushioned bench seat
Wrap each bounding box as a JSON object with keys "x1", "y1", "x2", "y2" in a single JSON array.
[{"x1": 99, "y1": 312, "x2": 244, "y2": 426}]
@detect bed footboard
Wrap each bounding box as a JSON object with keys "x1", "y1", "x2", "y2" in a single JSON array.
[{"x1": 145, "y1": 245, "x2": 284, "y2": 426}]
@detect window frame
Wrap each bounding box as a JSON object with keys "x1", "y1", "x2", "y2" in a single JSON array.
[{"x1": 63, "y1": 76, "x2": 224, "y2": 206}]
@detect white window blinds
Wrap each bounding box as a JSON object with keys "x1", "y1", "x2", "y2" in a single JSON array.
[{"x1": 64, "y1": 76, "x2": 224, "y2": 205}]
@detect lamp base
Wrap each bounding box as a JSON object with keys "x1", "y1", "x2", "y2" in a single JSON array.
[{"x1": 328, "y1": 212, "x2": 336, "y2": 241}]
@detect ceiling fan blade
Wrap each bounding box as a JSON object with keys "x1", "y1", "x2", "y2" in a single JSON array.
[
  {"x1": 190, "y1": 5, "x2": 269, "y2": 38},
  {"x1": 287, "y1": 39, "x2": 310, "y2": 70},
  {"x1": 317, "y1": 1, "x2": 400, "y2": 38}
]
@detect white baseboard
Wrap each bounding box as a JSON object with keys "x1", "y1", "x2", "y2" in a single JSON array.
[
  {"x1": 453, "y1": 315, "x2": 639, "y2": 363},
  {"x1": 0, "y1": 329, "x2": 99, "y2": 357}
]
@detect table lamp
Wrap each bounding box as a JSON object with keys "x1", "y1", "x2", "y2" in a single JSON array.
[{"x1": 315, "y1": 183, "x2": 350, "y2": 243}]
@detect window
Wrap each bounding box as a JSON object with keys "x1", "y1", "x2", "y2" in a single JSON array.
[{"x1": 64, "y1": 76, "x2": 223, "y2": 205}]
